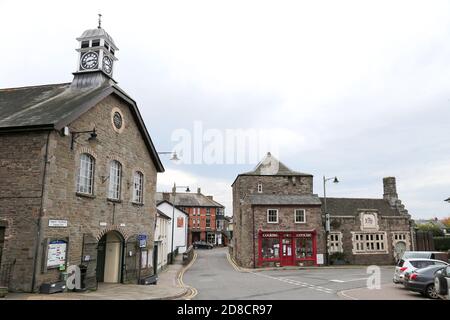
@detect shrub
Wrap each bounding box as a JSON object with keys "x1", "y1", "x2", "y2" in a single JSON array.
[{"x1": 434, "y1": 237, "x2": 450, "y2": 251}]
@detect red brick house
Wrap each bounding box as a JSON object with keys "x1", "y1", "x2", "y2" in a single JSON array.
[{"x1": 156, "y1": 189, "x2": 225, "y2": 245}]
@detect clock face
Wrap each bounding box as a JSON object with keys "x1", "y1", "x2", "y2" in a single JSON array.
[
  {"x1": 81, "y1": 51, "x2": 99, "y2": 70},
  {"x1": 102, "y1": 56, "x2": 113, "y2": 74}
]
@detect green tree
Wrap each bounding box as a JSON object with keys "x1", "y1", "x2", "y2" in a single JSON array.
[{"x1": 416, "y1": 223, "x2": 444, "y2": 237}]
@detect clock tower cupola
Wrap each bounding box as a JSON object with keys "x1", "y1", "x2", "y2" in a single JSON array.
[{"x1": 74, "y1": 15, "x2": 118, "y2": 81}]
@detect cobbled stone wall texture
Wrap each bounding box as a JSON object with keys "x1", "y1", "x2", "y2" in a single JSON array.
[{"x1": 0, "y1": 94, "x2": 159, "y2": 292}]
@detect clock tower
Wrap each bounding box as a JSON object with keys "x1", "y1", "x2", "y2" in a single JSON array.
[{"x1": 74, "y1": 17, "x2": 118, "y2": 84}]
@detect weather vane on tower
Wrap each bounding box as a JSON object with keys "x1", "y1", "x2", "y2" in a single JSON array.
[{"x1": 98, "y1": 13, "x2": 102, "y2": 29}]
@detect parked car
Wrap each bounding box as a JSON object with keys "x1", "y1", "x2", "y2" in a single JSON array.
[
  {"x1": 193, "y1": 241, "x2": 213, "y2": 249},
  {"x1": 434, "y1": 265, "x2": 450, "y2": 300},
  {"x1": 393, "y1": 258, "x2": 448, "y2": 284},
  {"x1": 403, "y1": 264, "x2": 448, "y2": 299},
  {"x1": 401, "y1": 251, "x2": 448, "y2": 262}
]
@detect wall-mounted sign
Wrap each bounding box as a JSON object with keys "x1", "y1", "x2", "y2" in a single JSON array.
[
  {"x1": 261, "y1": 233, "x2": 278, "y2": 238},
  {"x1": 47, "y1": 240, "x2": 67, "y2": 268},
  {"x1": 295, "y1": 233, "x2": 312, "y2": 238},
  {"x1": 48, "y1": 219, "x2": 68, "y2": 227},
  {"x1": 99, "y1": 222, "x2": 107, "y2": 227},
  {"x1": 316, "y1": 254, "x2": 324, "y2": 265},
  {"x1": 138, "y1": 234, "x2": 147, "y2": 248},
  {"x1": 120, "y1": 223, "x2": 126, "y2": 227},
  {"x1": 177, "y1": 217, "x2": 184, "y2": 228}
]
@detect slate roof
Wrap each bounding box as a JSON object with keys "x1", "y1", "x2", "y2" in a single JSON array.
[
  {"x1": 155, "y1": 200, "x2": 189, "y2": 216},
  {"x1": 77, "y1": 28, "x2": 117, "y2": 49},
  {"x1": 155, "y1": 192, "x2": 224, "y2": 208},
  {"x1": 241, "y1": 152, "x2": 312, "y2": 177},
  {"x1": 249, "y1": 194, "x2": 322, "y2": 206},
  {"x1": 0, "y1": 80, "x2": 164, "y2": 172},
  {"x1": 232, "y1": 152, "x2": 312, "y2": 186},
  {"x1": 320, "y1": 197, "x2": 401, "y2": 216},
  {"x1": 157, "y1": 209, "x2": 171, "y2": 220}
]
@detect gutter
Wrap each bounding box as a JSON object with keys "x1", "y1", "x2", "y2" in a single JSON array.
[{"x1": 31, "y1": 130, "x2": 51, "y2": 292}]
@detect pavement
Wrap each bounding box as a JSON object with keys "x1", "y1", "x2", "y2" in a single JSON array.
[
  {"x1": 183, "y1": 247, "x2": 433, "y2": 300},
  {"x1": 2, "y1": 254, "x2": 193, "y2": 300}
]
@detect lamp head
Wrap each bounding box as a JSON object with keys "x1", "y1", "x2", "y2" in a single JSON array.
[
  {"x1": 88, "y1": 128, "x2": 97, "y2": 142},
  {"x1": 170, "y1": 151, "x2": 180, "y2": 161},
  {"x1": 333, "y1": 177, "x2": 339, "y2": 183},
  {"x1": 185, "y1": 186, "x2": 190, "y2": 192}
]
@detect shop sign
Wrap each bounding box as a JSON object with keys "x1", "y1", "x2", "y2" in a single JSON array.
[
  {"x1": 261, "y1": 232, "x2": 278, "y2": 238},
  {"x1": 295, "y1": 233, "x2": 312, "y2": 238}
]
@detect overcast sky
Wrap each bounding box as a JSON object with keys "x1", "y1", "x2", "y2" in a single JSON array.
[{"x1": 1, "y1": 0, "x2": 450, "y2": 219}]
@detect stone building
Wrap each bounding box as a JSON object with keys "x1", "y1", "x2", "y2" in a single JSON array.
[
  {"x1": 156, "y1": 188, "x2": 225, "y2": 246},
  {"x1": 232, "y1": 153, "x2": 414, "y2": 268},
  {"x1": 0, "y1": 24, "x2": 164, "y2": 292}
]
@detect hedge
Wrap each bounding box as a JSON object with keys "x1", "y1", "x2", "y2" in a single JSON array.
[{"x1": 434, "y1": 237, "x2": 450, "y2": 251}]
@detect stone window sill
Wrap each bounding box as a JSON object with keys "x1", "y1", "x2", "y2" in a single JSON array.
[
  {"x1": 132, "y1": 202, "x2": 145, "y2": 207},
  {"x1": 107, "y1": 198, "x2": 122, "y2": 204},
  {"x1": 76, "y1": 192, "x2": 96, "y2": 199}
]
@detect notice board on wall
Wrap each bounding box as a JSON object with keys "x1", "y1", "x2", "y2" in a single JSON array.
[{"x1": 46, "y1": 240, "x2": 67, "y2": 268}]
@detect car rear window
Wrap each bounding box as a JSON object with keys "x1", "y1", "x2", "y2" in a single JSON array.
[{"x1": 410, "y1": 260, "x2": 434, "y2": 268}]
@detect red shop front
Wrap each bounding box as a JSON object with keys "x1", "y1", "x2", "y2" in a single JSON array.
[{"x1": 258, "y1": 230, "x2": 317, "y2": 267}]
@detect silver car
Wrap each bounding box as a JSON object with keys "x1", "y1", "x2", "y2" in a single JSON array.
[{"x1": 393, "y1": 258, "x2": 448, "y2": 284}]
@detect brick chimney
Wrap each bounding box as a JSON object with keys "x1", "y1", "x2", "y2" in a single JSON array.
[
  {"x1": 383, "y1": 177, "x2": 398, "y2": 205},
  {"x1": 197, "y1": 187, "x2": 201, "y2": 194},
  {"x1": 162, "y1": 192, "x2": 170, "y2": 201}
]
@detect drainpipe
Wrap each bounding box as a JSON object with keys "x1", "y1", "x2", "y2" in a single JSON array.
[
  {"x1": 252, "y1": 207, "x2": 256, "y2": 269},
  {"x1": 31, "y1": 131, "x2": 51, "y2": 292}
]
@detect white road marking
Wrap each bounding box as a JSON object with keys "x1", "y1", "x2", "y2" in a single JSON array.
[
  {"x1": 330, "y1": 277, "x2": 368, "y2": 283},
  {"x1": 250, "y1": 272, "x2": 334, "y2": 294}
]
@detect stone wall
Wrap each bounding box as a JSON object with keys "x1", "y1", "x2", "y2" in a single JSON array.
[
  {"x1": 232, "y1": 174, "x2": 321, "y2": 268},
  {"x1": 0, "y1": 132, "x2": 49, "y2": 292},
  {"x1": 331, "y1": 214, "x2": 412, "y2": 265},
  {"x1": 0, "y1": 94, "x2": 159, "y2": 291}
]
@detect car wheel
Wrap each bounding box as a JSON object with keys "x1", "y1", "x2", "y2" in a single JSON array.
[{"x1": 425, "y1": 284, "x2": 439, "y2": 299}]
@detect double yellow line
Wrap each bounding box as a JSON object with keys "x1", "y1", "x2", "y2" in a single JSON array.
[
  {"x1": 177, "y1": 252, "x2": 198, "y2": 300},
  {"x1": 226, "y1": 252, "x2": 249, "y2": 273}
]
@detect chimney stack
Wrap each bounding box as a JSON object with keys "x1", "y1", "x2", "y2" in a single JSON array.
[
  {"x1": 206, "y1": 195, "x2": 213, "y2": 200},
  {"x1": 162, "y1": 192, "x2": 170, "y2": 201},
  {"x1": 383, "y1": 177, "x2": 398, "y2": 205},
  {"x1": 197, "y1": 187, "x2": 201, "y2": 194}
]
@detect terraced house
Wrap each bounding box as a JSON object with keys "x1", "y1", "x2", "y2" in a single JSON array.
[
  {"x1": 232, "y1": 153, "x2": 414, "y2": 268},
  {"x1": 0, "y1": 24, "x2": 164, "y2": 292}
]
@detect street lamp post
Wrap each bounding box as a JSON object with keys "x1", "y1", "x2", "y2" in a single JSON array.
[
  {"x1": 323, "y1": 176, "x2": 339, "y2": 266},
  {"x1": 157, "y1": 151, "x2": 180, "y2": 161},
  {"x1": 170, "y1": 182, "x2": 190, "y2": 264}
]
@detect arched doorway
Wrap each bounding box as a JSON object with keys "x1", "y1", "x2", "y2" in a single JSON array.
[{"x1": 96, "y1": 231, "x2": 124, "y2": 283}]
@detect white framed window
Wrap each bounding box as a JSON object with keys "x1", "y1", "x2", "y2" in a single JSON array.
[
  {"x1": 294, "y1": 209, "x2": 306, "y2": 223},
  {"x1": 77, "y1": 153, "x2": 95, "y2": 194},
  {"x1": 328, "y1": 232, "x2": 343, "y2": 253},
  {"x1": 257, "y1": 183, "x2": 263, "y2": 193},
  {"x1": 352, "y1": 232, "x2": 388, "y2": 254},
  {"x1": 108, "y1": 160, "x2": 122, "y2": 200},
  {"x1": 133, "y1": 171, "x2": 144, "y2": 203},
  {"x1": 267, "y1": 209, "x2": 278, "y2": 223}
]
